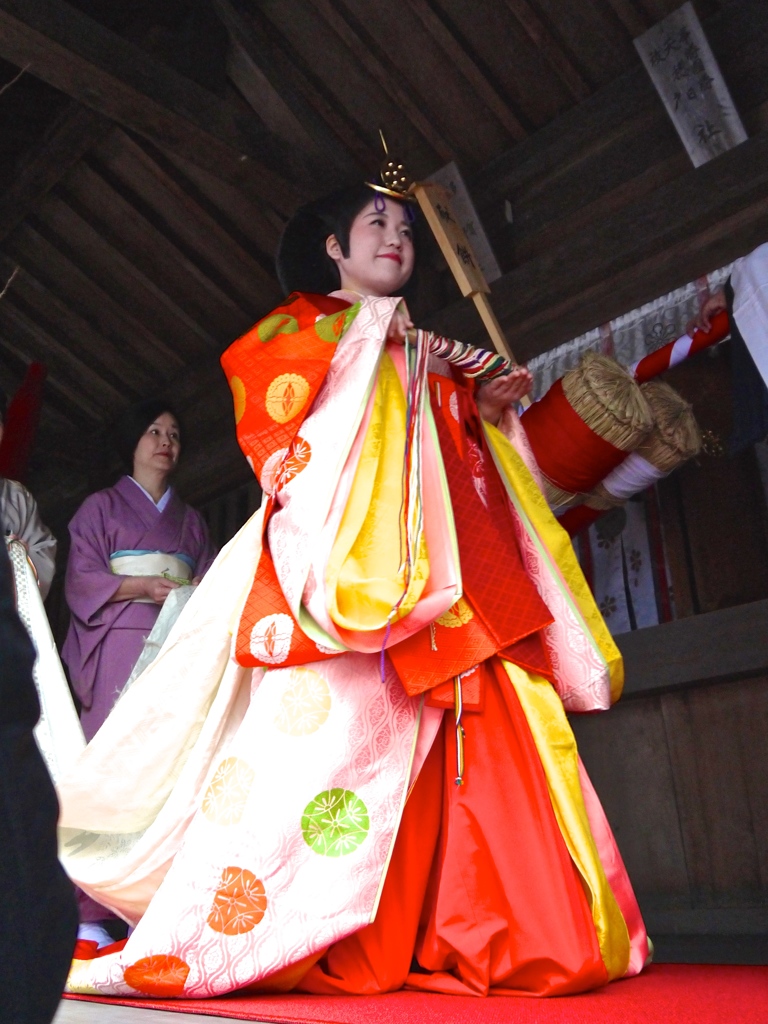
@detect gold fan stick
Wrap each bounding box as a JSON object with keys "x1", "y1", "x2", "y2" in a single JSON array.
[{"x1": 411, "y1": 181, "x2": 531, "y2": 409}]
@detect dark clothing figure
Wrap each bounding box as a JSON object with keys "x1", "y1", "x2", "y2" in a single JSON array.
[{"x1": 0, "y1": 540, "x2": 78, "y2": 1023}]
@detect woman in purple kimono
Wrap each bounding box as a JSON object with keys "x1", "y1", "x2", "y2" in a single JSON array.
[{"x1": 63, "y1": 400, "x2": 216, "y2": 744}]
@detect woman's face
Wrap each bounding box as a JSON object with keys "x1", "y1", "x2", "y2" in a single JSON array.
[
  {"x1": 326, "y1": 197, "x2": 415, "y2": 297},
  {"x1": 132, "y1": 412, "x2": 180, "y2": 478}
]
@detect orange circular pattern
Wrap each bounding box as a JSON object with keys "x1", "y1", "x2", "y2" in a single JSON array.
[
  {"x1": 265, "y1": 373, "x2": 310, "y2": 424},
  {"x1": 202, "y1": 756, "x2": 255, "y2": 826},
  {"x1": 124, "y1": 954, "x2": 190, "y2": 997},
  {"x1": 276, "y1": 437, "x2": 312, "y2": 491},
  {"x1": 230, "y1": 375, "x2": 246, "y2": 424},
  {"x1": 436, "y1": 597, "x2": 474, "y2": 629},
  {"x1": 207, "y1": 866, "x2": 267, "y2": 935}
]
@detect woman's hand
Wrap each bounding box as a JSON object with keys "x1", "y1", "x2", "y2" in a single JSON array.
[
  {"x1": 142, "y1": 576, "x2": 181, "y2": 604},
  {"x1": 686, "y1": 289, "x2": 726, "y2": 335},
  {"x1": 476, "y1": 366, "x2": 533, "y2": 426},
  {"x1": 109, "y1": 575, "x2": 180, "y2": 605},
  {"x1": 386, "y1": 307, "x2": 413, "y2": 345}
]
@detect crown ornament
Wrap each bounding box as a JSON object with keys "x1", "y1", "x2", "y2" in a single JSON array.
[{"x1": 366, "y1": 130, "x2": 415, "y2": 201}]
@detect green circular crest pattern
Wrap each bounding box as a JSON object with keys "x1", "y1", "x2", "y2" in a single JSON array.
[
  {"x1": 314, "y1": 306, "x2": 357, "y2": 344},
  {"x1": 301, "y1": 788, "x2": 369, "y2": 857},
  {"x1": 257, "y1": 313, "x2": 299, "y2": 343}
]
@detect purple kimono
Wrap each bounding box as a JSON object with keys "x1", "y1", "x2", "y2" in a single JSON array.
[{"x1": 62, "y1": 476, "x2": 215, "y2": 742}]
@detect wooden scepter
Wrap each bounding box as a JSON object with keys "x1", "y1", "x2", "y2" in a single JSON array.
[{"x1": 410, "y1": 179, "x2": 531, "y2": 409}]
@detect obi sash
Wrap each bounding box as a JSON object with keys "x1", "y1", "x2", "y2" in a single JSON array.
[{"x1": 110, "y1": 550, "x2": 193, "y2": 603}]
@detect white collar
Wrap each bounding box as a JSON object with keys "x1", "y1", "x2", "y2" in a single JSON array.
[{"x1": 128, "y1": 476, "x2": 172, "y2": 512}]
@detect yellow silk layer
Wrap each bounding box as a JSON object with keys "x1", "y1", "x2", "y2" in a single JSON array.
[
  {"x1": 484, "y1": 423, "x2": 624, "y2": 703},
  {"x1": 503, "y1": 662, "x2": 631, "y2": 979},
  {"x1": 326, "y1": 353, "x2": 430, "y2": 632}
]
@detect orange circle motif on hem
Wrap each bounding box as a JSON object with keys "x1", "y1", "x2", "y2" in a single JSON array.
[
  {"x1": 436, "y1": 596, "x2": 474, "y2": 628},
  {"x1": 124, "y1": 955, "x2": 190, "y2": 997},
  {"x1": 265, "y1": 373, "x2": 311, "y2": 424},
  {"x1": 230, "y1": 375, "x2": 246, "y2": 424},
  {"x1": 202, "y1": 756, "x2": 255, "y2": 826},
  {"x1": 208, "y1": 866, "x2": 267, "y2": 935},
  {"x1": 276, "y1": 436, "x2": 312, "y2": 490}
]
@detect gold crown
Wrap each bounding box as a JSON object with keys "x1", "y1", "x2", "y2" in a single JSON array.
[{"x1": 366, "y1": 130, "x2": 415, "y2": 200}]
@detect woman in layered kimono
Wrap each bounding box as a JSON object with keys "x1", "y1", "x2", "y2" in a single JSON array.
[
  {"x1": 62, "y1": 400, "x2": 216, "y2": 743},
  {"x1": 60, "y1": 185, "x2": 649, "y2": 1001}
]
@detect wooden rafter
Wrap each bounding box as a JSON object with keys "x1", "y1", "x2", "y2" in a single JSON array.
[
  {"x1": 503, "y1": 0, "x2": 591, "y2": 102},
  {"x1": 4, "y1": 221, "x2": 187, "y2": 375},
  {"x1": 471, "y1": 0, "x2": 768, "y2": 232},
  {"x1": 91, "y1": 129, "x2": 280, "y2": 312},
  {"x1": 0, "y1": 0, "x2": 313, "y2": 213},
  {"x1": 637, "y1": 0, "x2": 672, "y2": 23},
  {"x1": 426, "y1": 128, "x2": 768, "y2": 360},
  {"x1": 0, "y1": 339, "x2": 94, "y2": 432},
  {"x1": 0, "y1": 250, "x2": 153, "y2": 396},
  {"x1": 0, "y1": 100, "x2": 110, "y2": 243},
  {"x1": 213, "y1": 0, "x2": 358, "y2": 174},
  {"x1": 304, "y1": 0, "x2": 455, "y2": 163},
  {"x1": 59, "y1": 160, "x2": 253, "y2": 343},
  {"x1": 33, "y1": 192, "x2": 221, "y2": 360},
  {"x1": 238, "y1": 3, "x2": 377, "y2": 172},
  {"x1": 408, "y1": 0, "x2": 527, "y2": 141},
  {"x1": 0, "y1": 300, "x2": 114, "y2": 418},
  {"x1": 602, "y1": 0, "x2": 649, "y2": 38}
]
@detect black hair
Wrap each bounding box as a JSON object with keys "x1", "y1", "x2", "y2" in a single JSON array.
[
  {"x1": 113, "y1": 399, "x2": 182, "y2": 471},
  {"x1": 0, "y1": 386, "x2": 6, "y2": 426},
  {"x1": 276, "y1": 183, "x2": 420, "y2": 296}
]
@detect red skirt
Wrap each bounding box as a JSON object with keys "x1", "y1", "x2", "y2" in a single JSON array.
[{"x1": 298, "y1": 658, "x2": 608, "y2": 997}]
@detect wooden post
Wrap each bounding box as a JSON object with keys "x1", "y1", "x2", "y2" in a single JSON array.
[{"x1": 411, "y1": 179, "x2": 531, "y2": 407}]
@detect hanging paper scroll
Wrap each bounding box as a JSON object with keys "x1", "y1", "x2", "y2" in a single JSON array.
[{"x1": 634, "y1": 2, "x2": 747, "y2": 168}]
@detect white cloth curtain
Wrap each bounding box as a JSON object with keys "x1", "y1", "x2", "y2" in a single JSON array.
[
  {"x1": 576, "y1": 502, "x2": 661, "y2": 636},
  {"x1": 528, "y1": 263, "x2": 735, "y2": 399}
]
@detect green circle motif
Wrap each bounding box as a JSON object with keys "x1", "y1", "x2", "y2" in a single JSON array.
[
  {"x1": 314, "y1": 306, "x2": 357, "y2": 344},
  {"x1": 257, "y1": 314, "x2": 299, "y2": 343},
  {"x1": 301, "y1": 788, "x2": 370, "y2": 857}
]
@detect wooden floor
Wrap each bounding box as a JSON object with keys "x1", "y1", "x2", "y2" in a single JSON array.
[{"x1": 54, "y1": 999, "x2": 259, "y2": 1022}]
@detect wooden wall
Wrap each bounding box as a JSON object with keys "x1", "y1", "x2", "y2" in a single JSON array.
[
  {"x1": 650, "y1": 342, "x2": 768, "y2": 618},
  {"x1": 572, "y1": 603, "x2": 768, "y2": 963}
]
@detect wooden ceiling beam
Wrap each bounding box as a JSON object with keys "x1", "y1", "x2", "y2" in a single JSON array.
[
  {"x1": 34, "y1": 194, "x2": 220, "y2": 361},
  {"x1": 304, "y1": 0, "x2": 455, "y2": 163},
  {"x1": 0, "y1": 251, "x2": 152, "y2": 397},
  {"x1": 0, "y1": 100, "x2": 110, "y2": 243},
  {"x1": 4, "y1": 222, "x2": 187, "y2": 377},
  {"x1": 0, "y1": 305, "x2": 108, "y2": 420},
  {"x1": 408, "y1": 0, "x2": 527, "y2": 141},
  {"x1": 59, "y1": 161, "x2": 253, "y2": 343},
  {"x1": 472, "y1": 64, "x2": 656, "y2": 214},
  {"x1": 502, "y1": 0, "x2": 591, "y2": 102},
  {"x1": 601, "y1": 0, "x2": 649, "y2": 38},
  {"x1": 425, "y1": 128, "x2": 768, "y2": 361},
  {"x1": 213, "y1": 0, "x2": 359, "y2": 174},
  {"x1": 0, "y1": 0, "x2": 313, "y2": 213},
  {"x1": 472, "y1": 0, "x2": 768, "y2": 216},
  {"x1": 91, "y1": 129, "x2": 280, "y2": 314},
  {"x1": 0, "y1": 346, "x2": 88, "y2": 436},
  {"x1": 241, "y1": 5, "x2": 377, "y2": 173}
]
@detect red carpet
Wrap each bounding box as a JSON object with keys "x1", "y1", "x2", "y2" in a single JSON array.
[{"x1": 65, "y1": 965, "x2": 767, "y2": 1022}]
